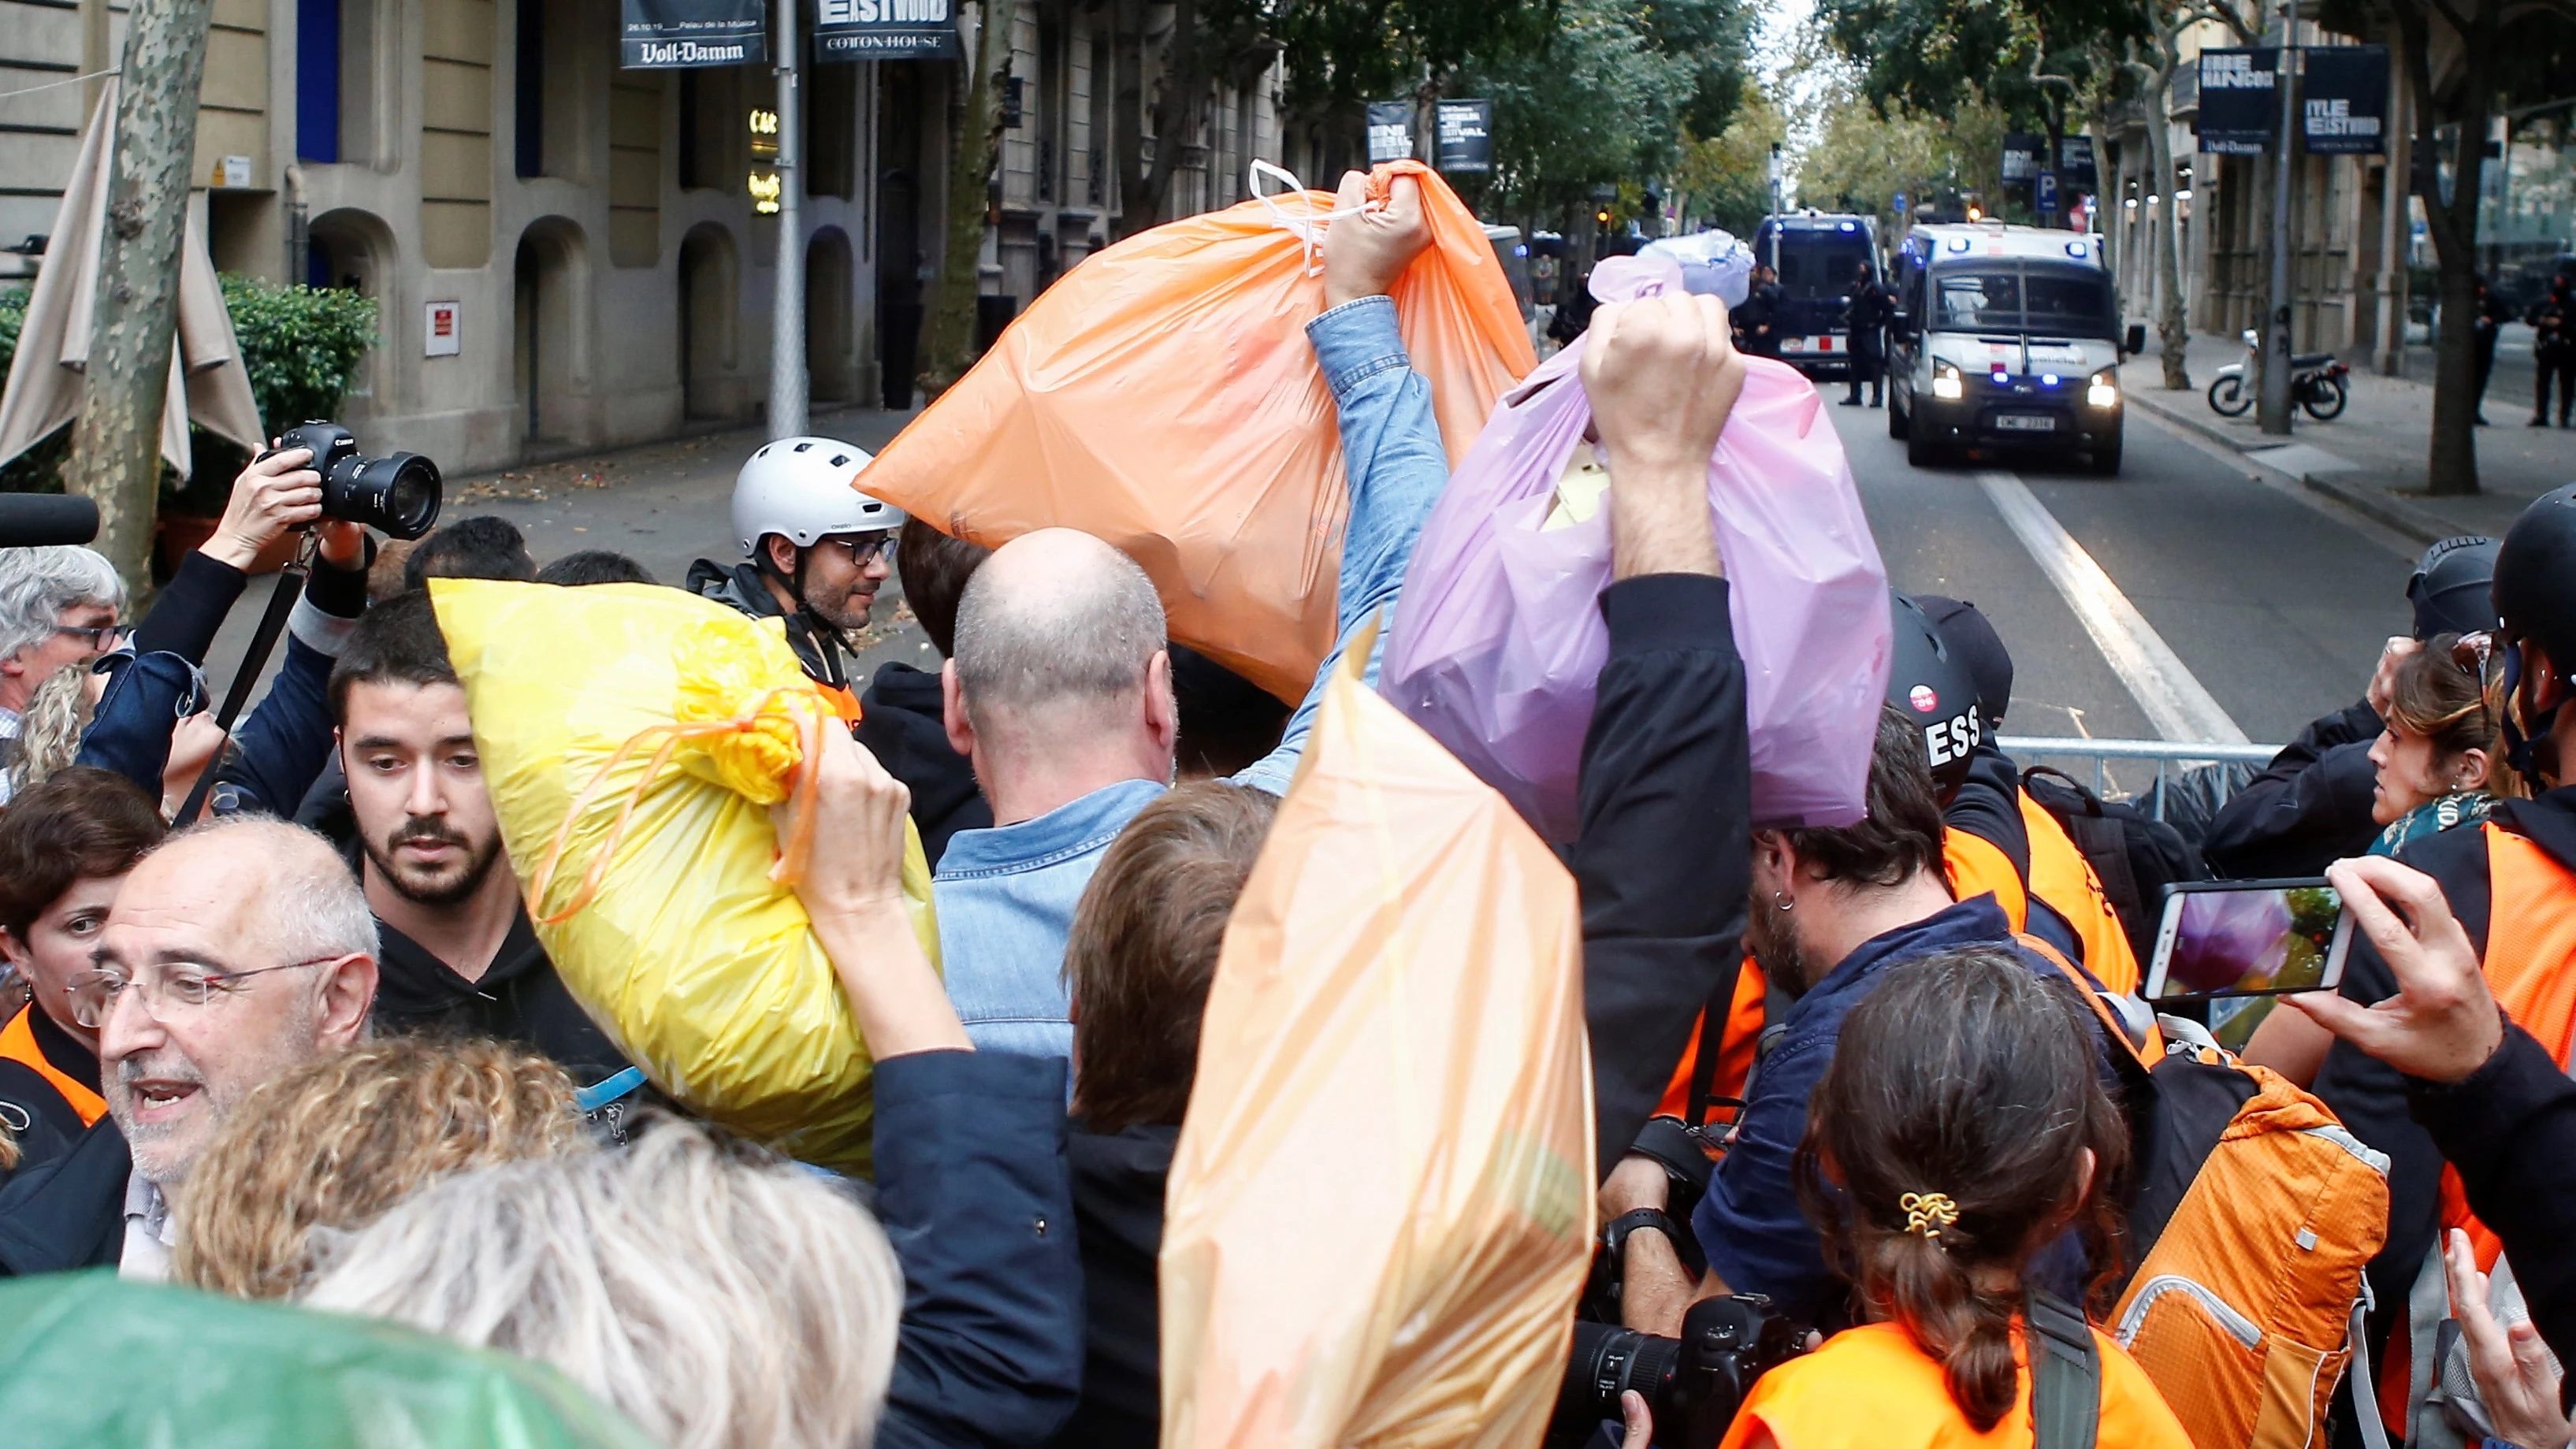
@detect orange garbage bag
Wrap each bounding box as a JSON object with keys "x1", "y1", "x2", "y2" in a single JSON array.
[
  {"x1": 861, "y1": 160, "x2": 1534, "y2": 703},
  {"x1": 1158, "y1": 630, "x2": 1594, "y2": 1449}
]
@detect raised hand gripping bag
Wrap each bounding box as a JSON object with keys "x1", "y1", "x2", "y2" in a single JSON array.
[
  {"x1": 858, "y1": 159, "x2": 1533, "y2": 703},
  {"x1": 1380, "y1": 253, "x2": 1891, "y2": 838},
  {"x1": 430, "y1": 579, "x2": 937, "y2": 1175},
  {"x1": 1158, "y1": 634, "x2": 1594, "y2": 1449}
]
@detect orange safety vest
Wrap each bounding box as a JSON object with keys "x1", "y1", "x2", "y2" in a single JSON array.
[
  {"x1": 2020, "y1": 793, "x2": 2143, "y2": 998},
  {"x1": 1946, "y1": 827, "x2": 2029, "y2": 927},
  {"x1": 2437, "y1": 824, "x2": 2576, "y2": 1272},
  {"x1": 820, "y1": 682, "x2": 864, "y2": 726},
  {"x1": 1653, "y1": 957, "x2": 1768, "y2": 1126},
  {"x1": 1718, "y1": 1321, "x2": 2195, "y2": 1449},
  {"x1": 0, "y1": 1003, "x2": 106, "y2": 1127}
]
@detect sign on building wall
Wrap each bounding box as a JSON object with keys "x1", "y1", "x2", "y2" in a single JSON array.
[
  {"x1": 1434, "y1": 100, "x2": 1492, "y2": 173},
  {"x1": 2300, "y1": 45, "x2": 2388, "y2": 155},
  {"x1": 620, "y1": 0, "x2": 768, "y2": 68},
  {"x1": 425, "y1": 301, "x2": 462, "y2": 358},
  {"x1": 1366, "y1": 102, "x2": 1414, "y2": 163},
  {"x1": 2196, "y1": 48, "x2": 2280, "y2": 155},
  {"x1": 813, "y1": 0, "x2": 961, "y2": 61}
]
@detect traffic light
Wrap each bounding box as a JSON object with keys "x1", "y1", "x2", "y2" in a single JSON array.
[
  {"x1": 1596, "y1": 209, "x2": 1611, "y2": 225},
  {"x1": 1966, "y1": 204, "x2": 1983, "y2": 221}
]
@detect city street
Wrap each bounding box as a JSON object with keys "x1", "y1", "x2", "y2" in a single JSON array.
[{"x1": 1824, "y1": 388, "x2": 2416, "y2": 778}]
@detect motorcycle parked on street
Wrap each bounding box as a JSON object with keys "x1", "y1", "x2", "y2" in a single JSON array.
[{"x1": 2207, "y1": 329, "x2": 2349, "y2": 420}]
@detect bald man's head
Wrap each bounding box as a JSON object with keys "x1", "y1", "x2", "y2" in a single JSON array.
[
  {"x1": 951, "y1": 529, "x2": 1167, "y2": 736},
  {"x1": 95, "y1": 818, "x2": 380, "y2": 1185}
]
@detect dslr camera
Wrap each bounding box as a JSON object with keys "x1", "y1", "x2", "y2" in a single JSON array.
[
  {"x1": 1552, "y1": 1295, "x2": 1807, "y2": 1449},
  {"x1": 260, "y1": 422, "x2": 444, "y2": 540}
]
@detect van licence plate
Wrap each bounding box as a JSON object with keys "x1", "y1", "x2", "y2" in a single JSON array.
[{"x1": 1994, "y1": 414, "x2": 2057, "y2": 433}]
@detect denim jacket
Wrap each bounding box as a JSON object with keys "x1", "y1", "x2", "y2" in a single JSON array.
[{"x1": 931, "y1": 295, "x2": 1453, "y2": 1061}]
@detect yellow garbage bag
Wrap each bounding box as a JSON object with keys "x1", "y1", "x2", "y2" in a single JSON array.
[
  {"x1": 429, "y1": 579, "x2": 938, "y2": 1174},
  {"x1": 1158, "y1": 631, "x2": 1594, "y2": 1449}
]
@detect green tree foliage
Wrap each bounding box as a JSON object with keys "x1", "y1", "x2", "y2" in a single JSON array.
[
  {"x1": 1671, "y1": 79, "x2": 1784, "y2": 236},
  {"x1": 1454, "y1": 0, "x2": 1756, "y2": 225},
  {"x1": 1796, "y1": 76, "x2": 2010, "y2": 227},
  {"x1": 217, "y1": 274, "x2": 380, "y2": 432}
]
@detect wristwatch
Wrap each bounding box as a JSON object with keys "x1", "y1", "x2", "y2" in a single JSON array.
[{"x1": 1603, "y1": 1206, "x2": 1685, "y2": 1265}]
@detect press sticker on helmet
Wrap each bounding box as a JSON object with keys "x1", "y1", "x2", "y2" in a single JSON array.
[{"x1": 1909, "y1": 684, "x2": 1939, "y2": 714}]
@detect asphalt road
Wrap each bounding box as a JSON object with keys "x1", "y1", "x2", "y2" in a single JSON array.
[{"x1": 1824, "y1": 383, "x2": 2418, "y2": 790}]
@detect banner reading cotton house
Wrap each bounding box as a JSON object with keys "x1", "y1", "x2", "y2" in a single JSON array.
[
  {"x1": 622, "y1": 0, "x2": 767, "y2": 68},
  {"x1": 813, "y1": 0, "x2": 961, "y2": 61}
]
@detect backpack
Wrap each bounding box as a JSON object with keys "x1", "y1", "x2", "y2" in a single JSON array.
[
  {"x1": 2017, "y1": 936, "x2": 2393, "y2": 1449},
  {"x1": 2022, "y1": 766, "x2": 2211, "y2": 961}
]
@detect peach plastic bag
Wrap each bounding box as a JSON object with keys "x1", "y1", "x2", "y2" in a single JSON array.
[
  {"x1": 859, "y1": 160, "x2": 1534, "y2": 703},
  {"x1": 1158, "y1": 631, "x2": 1595, "y2": 1449},
  {"x1": 429, "y1": 579, "x2": 939, "y2": 1176}
]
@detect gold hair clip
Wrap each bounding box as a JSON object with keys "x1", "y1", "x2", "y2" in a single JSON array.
[{"x1": 1899, "y1": 1191, "x2": 1960, "y2": 1239}]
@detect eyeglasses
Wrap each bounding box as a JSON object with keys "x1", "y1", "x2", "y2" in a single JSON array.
[
  {"x1": 825, "y1": 533, "x2": 896, "y2": 567},
  {"x1": 52, "y1": 624, "x2": 119, "y2": 653},
  {"x1": 65, "y1": 957, "x2": 340, "y2": 1031}
]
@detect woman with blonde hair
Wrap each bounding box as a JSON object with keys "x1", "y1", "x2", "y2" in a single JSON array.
[{"x1": 173, "y1": 1035, "x2": 592, "y2": 1299}]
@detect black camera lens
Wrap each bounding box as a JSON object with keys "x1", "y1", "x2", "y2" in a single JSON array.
[
  {"x1": 1550, "y1": 1322, "x2": 1680, "y2": 1443},
  {"x1": 328, "y1": 451, "x2": 444, "y2": 541}
]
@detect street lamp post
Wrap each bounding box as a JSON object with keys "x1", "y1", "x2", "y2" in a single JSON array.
[
  {"x1": 768, "y1": 0, "x2": 807, "y2": 439},
  {"x1": 2258, "y1": 0, "x2": 2298, "y2": 436},
  {"x1": 1767, "y1": 143, "x2": 1782, "y2": 272}
]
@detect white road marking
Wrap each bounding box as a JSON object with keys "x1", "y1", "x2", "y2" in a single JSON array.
[{"x1": 1975, "y1": 470, "x2": 2251, "y2": 745}]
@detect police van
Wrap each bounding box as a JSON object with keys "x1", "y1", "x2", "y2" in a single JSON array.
[
  {"x1": 1751, "y1": 212, "x2": 1879, "y2": 379},
  {"x1": 1886, "y1": 222, "x2": 2143, "y2": 476}
]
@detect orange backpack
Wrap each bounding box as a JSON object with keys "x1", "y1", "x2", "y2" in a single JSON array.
[{"x1": 2017, "y1": 935, "x2": 2392, "y2": 1449}]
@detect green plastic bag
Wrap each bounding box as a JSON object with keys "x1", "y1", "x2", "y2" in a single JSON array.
[{"x1": 0, "y1": 1270, "x2": 656, "y2": 1449}]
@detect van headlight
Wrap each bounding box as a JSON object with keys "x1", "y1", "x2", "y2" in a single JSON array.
[
  {"x1": 1931, "y1": 359, "x2": 1964, "y2": 400},
  {"x1": 2087, "y1": 370, "x2": 2119, "y2": 408}
]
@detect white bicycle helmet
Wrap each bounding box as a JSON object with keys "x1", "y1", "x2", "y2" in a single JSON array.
[{"x1": 731, "y1": 436, "x2": 909, "y2": 556}]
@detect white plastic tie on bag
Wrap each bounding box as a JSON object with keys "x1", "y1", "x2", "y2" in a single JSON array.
[{"x1": 1249, "y1": 159, "x2": 1366, "y2": 278}]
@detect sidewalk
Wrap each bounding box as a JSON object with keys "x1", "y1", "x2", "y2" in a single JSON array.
[
  {"x1": 204, "y1": 402, "x2": 937, "y2": 690},
  {"x1": 2123, "y1": 330, "x2": 2574, "y2": 545}
]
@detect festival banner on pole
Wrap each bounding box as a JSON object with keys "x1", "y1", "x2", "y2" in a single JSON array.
[
  {"x1": 1434, "y1": 100, "x2": 1492, "y2": 174},
  {"x1": 2300, "y1": 46, "x2": 2388, "y2": 155},
  {"x1": 2196, "y1": 48, "x2": 2280, "y2": 155},
  {"x1": 620, "y1": 0, "x2": 767, "y2": 68},
  {"x1": 1366, "y1": 102, "x2": 1414, "y2": 164},
  {"x1": 812, "y1": 0, "x2": 961, "y2": 61}
]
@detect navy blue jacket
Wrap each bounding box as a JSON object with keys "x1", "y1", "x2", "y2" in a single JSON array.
[
  {"x1": 872, "y1": 1048, "x2": 1084, "y2": 1449},
  {"x1": 1690, "y1": 895, "x2": 2065, "y2": 1325}
]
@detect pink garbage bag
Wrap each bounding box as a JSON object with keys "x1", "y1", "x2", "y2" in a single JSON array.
[{"x1": 1380, "y1": 254, "x2": 1891, "y2": 838}]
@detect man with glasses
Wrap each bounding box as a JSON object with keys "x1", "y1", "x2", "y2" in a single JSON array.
[
  {"x1": 688, "y1": 436, "x2": 907, "y2": 723},
  {"x1": 0, "y1": 546, "x2": 124, "y2": 805},
  {"x1": 0, "y1": 816, "x2": 376, "y2": 1279}
]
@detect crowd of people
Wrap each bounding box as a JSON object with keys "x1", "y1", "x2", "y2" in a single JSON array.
[{"x1": 3, "y1": 171, "x2": 2576, "y2": 1449}]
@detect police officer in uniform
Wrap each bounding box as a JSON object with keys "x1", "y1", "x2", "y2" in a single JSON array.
[{"x1": 1843, "y1": 263, "x2": 1892, "y2": 408}]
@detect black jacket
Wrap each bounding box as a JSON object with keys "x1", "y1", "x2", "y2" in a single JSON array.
[
  {"x1": 857, "y1": 662, "x2": 994, "y2": 868},
  {"x1": 874, "y1": 1050, "x2": 1085, "y2": 1449},
  {"x1": 2201, "y1": 700, "x2": 2384, "y2": 879},
  {"x1": 0, "y1": 1006, "x2": 99, "y2": 1183},
  {"x1": 1946, "y1": 742, "x2": 2088, "y2": 965},
  {"x1": 1574, "y1": 574, "x2": 1752, "y2": 1178},
  {"x1": 687, "y1": 557, "x2": 864, "y2": 696},
  {"x1": 2408, "y1": 1023, "x2": 2576, "y2": 1376},
  {"x1": 2311, "y1": 786, "x2": 2576, "y2": 1339},
  {"x1": 367, "y1": 906, "x2": 650, "y2": 1135},
  {"x1": 0, "y1": 1114, "x2": 128, "y2": 1276},
  {"x1": 1052, "y1": 1122, "x2": 1179, "y2": 1449}
]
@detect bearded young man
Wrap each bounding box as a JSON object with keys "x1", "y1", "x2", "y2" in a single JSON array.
[{"x1": 326, "y1": 593, "x2": 649, "y2": 1133}]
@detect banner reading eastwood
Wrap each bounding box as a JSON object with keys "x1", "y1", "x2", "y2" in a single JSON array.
[
  {"x1": 813, "y1": 0, "x2": 961, "y2": 61},
  {"x1": 621, "y1": 0, "x2": 766, "y2": 68},
  {"x1": 2300, "y1": 46, "x2": 2388, "y2": 155}
]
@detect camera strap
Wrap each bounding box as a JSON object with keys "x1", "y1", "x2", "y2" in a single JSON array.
[
  {"x1": 2025, "y1": 1289, "x2": 2100, "y2": 1449},
  {"x1": 171, "y1": 552, "x2": 310, "y2": 827}
]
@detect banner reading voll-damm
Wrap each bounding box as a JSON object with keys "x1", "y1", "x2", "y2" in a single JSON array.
[
  {"x1": 2196, "y1": 48, "x2": 2279, "y2": 154},
  {"x1": 620, "y1": 0, "x2": 765, "y2": 67},
  {"x1": 813, "y1": 0, "x2": 961, "y2": 61}
]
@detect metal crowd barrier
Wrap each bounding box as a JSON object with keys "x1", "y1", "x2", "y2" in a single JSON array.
[{"x1": 1996, "y1": 735, "x2": 2284, "y2": 823}]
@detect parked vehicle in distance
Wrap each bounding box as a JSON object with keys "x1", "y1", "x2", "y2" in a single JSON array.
[
  {"x1": 1886, "y1": 222, "x2": 2138, "y2": 476},
  {"x1": 2206, "y1": 329, "x2": 2350, "y2": 421}
]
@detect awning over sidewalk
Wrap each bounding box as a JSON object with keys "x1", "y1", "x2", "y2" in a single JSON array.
[{"x1": 0, "y1": 78, "x2": 267, "y2": 480}]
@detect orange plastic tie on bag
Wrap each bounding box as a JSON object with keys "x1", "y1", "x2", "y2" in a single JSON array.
[{"x1": 527, "y1": 685, "x2": 827, "y2": 926}]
